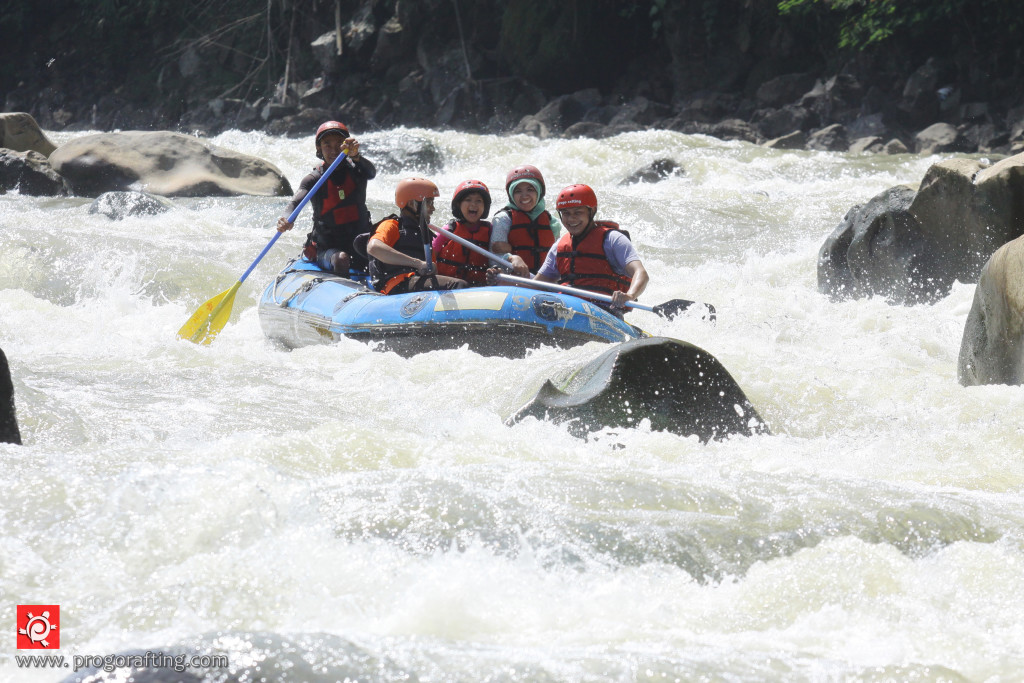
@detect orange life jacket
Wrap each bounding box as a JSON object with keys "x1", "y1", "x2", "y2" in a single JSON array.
[
  {"x1": 554, "y1": 221, "x2": 632, "y2": 296},
  {"x1": 435, "y1": 220, "x2": 492, "y2": 285},
  {"x1": 498, "y1": 208, "x2": 554, "y2": 273}
]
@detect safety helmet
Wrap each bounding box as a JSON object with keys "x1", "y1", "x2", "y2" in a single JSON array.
[
  {"x1": 505, "y1": 165, "x2": 546, "y2": 198},
  {"x1": 395, "y1": 177, "x2": 440, "y2": 208},
  {"x1": 451, "y1": 179, "x2": 491, "y2": 220},
  {"x1": 315, "y1": 120, "x2": 350, "y2": 159},
  {"x1": 555, "y1": 184, "x2": 598, "y2": 214}
]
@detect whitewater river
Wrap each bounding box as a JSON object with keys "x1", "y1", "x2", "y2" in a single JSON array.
[{"x1": 2, "y1": 128, "x2": 1023, "y2": 682}]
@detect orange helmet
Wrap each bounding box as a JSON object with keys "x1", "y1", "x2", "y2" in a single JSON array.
[
  {"x1": 395, "y1": 177, "x2": 440, "y2": 208},
  {"x1": 555, "y1": 184, "x2": 598, "y2": 213},
  {"x1": 315, "y1": 120, "x2": 349, "y2": 159},
  {"x1": 505, "y1": 165, "x2": 545, "y2": 197},
  {"x1": 451, "y1": 179, "x2": 491, "y2": 220}
]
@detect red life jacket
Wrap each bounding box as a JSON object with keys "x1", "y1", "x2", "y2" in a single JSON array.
[
  {"x1": 305, "y1": 162, "x2": 370, "y2": 267},
  {"x1": 499, "y1": 208, "x2": 554, "y2": 273},
  {"x1": 436, "y1": 220, "x2": 493, "y2": 284},
  {"x1": 320, "y1": 168, "x2": 359, "y2": 227},
  {"x1": 555, "y1": 221, "x2": 632, "y2": 296}
]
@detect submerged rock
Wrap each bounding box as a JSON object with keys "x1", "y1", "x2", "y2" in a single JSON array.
[
  {"x1": 509, "y1": 336, "x2": 767, "y2": 441},
  {"x1": 361, "y1": 134, "x2": 444, "y2": 174},
  {"x1": 1, "y1": 347, "x2": 21, "y2": 445},
  {"x1": 88, "y1": 190, "x2": 173, "y2": 220},
  {"x1": 621, "y1": 158, "x2": 683, "y2": 184}
]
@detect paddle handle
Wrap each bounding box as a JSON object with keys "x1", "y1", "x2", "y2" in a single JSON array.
[
  {"x1": 495, "y1": 273, "x2": 653, "y2": 312},
  {"x1": 238, "y1": 151, "x2": 349, "y2": 285},
  {"x1": 431, "y1": 224, "x2": 514, "y2": 271}
]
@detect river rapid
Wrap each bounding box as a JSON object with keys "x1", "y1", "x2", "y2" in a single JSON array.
[{"x1": 2, "y1": 128, "x2": 1023, "y2": 682}]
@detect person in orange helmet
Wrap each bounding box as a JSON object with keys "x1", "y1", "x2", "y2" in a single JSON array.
[
  {"x1": 276, "y1": 120, "x2": 376, "y2": 277},
  {"x1": 367, "y1": 177, "x2": 468, "y2": 294}
]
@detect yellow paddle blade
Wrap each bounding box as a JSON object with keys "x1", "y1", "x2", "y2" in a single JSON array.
[{"x1": 176, "y1": 281, "x2": 242, "y2": 345}]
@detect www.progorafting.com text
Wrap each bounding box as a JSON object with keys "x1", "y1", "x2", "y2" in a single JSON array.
[{"x1": 15, "y1": 650, "x2": 228, "y2": 673}]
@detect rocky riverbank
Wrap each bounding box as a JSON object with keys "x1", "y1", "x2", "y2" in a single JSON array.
[
  {"x1": 15, "y1": 61, "x2": 1024, "y2": 159},
  {"x1": 5, "y1": 1, "x2": 1024, "y2": 157}
]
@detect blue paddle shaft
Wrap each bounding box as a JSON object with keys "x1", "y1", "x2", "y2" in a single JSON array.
[{"x1": 238, "y1": 151, "x2": 349, "y2": 285}]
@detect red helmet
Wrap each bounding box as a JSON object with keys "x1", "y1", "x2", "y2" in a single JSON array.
[
  {"x1": 505, "y1": 165, "x2": 545, "y2": 197},
  {"x1": 555, "y1": 184, "x2": 598, "y2": 213},
  {"x1": 315, "y1": 120, "x2": 350, "y2": 159},
  {"x1": 451, "y1": 179, "x2": 491, "y2": 220},
  {"x1": 395, "y1": 177, "x2": 439, "y2": 208}
]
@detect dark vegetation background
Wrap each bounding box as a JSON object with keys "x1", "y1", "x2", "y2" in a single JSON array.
[{"x1": 2, "y1": 0, "x2": 1023, "y2": 142}]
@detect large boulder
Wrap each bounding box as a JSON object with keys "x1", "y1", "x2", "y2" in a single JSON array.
[
  {"x1": 48, "y1": 131, "x2": 292, "y2": 198},
  {"x1": 915, "y1": 122, "x2": 967, "y2": 155},
  {"x1": 0, "y1": 112, "x2": 56, "y2": 156},
  {"x1": 819, "y1": 154, "x2": 1024, "y2": 303},
  {"x1": 0, "y1": 149, "x2": 70, "y2": 195},
  {"x1": 509, "y1": 337, "x2": 768, "y2": 442},
  {"x1": 958, "y1": 236, "x2": 1024, "y2": 386},
  {"x1": 755, "y1": 72, "x2": 818, "y2": 108},
  {"x1": 1, "y1": 348, "x2": 21, "y2": 445}
]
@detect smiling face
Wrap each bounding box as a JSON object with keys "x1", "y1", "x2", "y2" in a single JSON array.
[
  {"x1": 558, "y1": 206, "x2": 592, "y2": 236},
  {"x1": 512, "y1": 183, "x2": 539, "y2": 213},
  {"x1": 318, "y1": 132, "x2": 345, "y2": 164},
  {"x1": 459, "y1": 192, "x2": 486, "y2": 223}
]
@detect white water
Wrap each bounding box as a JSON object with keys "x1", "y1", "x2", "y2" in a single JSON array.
[{"x1": 2, "y1": 129, "x2": 1024, "y2": 682}]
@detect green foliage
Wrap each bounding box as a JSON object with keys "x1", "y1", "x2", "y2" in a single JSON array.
[
  {"x1": 618, "y1": 0, "x2": 666, "y2": 39},
  {"x1": 778, "y1": 0, "x2": 1024, "y2": 52}
]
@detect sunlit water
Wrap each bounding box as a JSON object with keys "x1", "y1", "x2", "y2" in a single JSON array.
[{"x1": 2, "y1": 128, "x2": 1023, "y2": 682}]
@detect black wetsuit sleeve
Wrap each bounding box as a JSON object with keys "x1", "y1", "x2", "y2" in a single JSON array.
[
  {"x1": 351, "y1": 156, "x2": 377, "y2": 180},
  {"x1": 284, "y1": 171, "x2": 321, "y2": 215}
]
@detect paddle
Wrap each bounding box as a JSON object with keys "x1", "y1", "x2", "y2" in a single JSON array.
[
  {"x1": 177, "y1": 150, "x2": 349, "y2": 345},
  {"x1": 427, "y1": 222, "x2": 513, "y2": 271},
  {"x1": 495, "y1": 273, "x2": 715, "y2": 321},
  {"x1": 419, "y1": 197, "x2": 436, "y2": 276},
  {"x1": 430, "y1": 225, "x2": 715, "y2": 321}
]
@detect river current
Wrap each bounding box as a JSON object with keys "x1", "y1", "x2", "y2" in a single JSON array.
[{"x1": 2, "y1": 129, "x2": 1023, "y2": 682}]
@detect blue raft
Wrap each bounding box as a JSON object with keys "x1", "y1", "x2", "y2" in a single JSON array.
[{"x1": 258, "y1": 258, "x2": 645, "y2": 357}]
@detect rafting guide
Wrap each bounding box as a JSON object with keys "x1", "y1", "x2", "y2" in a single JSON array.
[{"x1": 276, "y1": 120, "x2": 376, "y2": 276}]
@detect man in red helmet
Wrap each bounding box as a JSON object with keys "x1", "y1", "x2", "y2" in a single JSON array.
[
  {"x1": 367, "y1": 177, "x2": 468, "y2": 294},
  {"x1": 276, "y1": 121, "x2": 376, "y2": 277},
  {"x1": 534, "y1": 184, "x2": 649, "y2": 314}
]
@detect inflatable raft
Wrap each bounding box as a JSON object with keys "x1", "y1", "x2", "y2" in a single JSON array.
[{"x1": 258, "y1": 258, "x2": 645, "y2": 356}]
